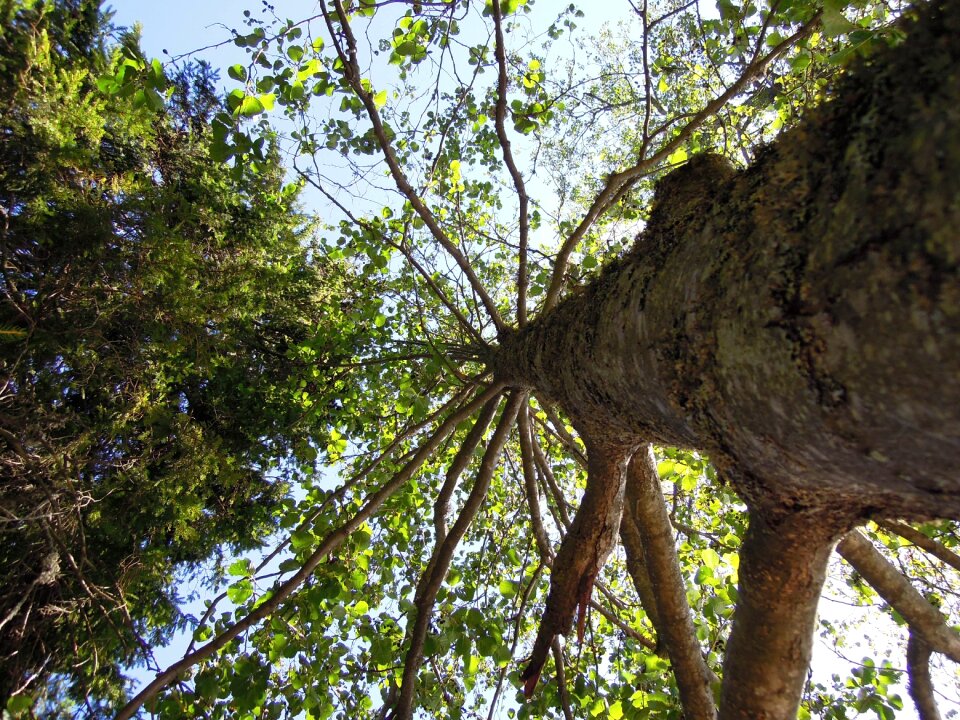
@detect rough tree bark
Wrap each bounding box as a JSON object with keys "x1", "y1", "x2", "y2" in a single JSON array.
[
  {"x1": 495, "y1": 0, "x2": 960, "y2": 716},
  {"x1": 497, "y1": 0, "x2": 960, "y2": 519}
]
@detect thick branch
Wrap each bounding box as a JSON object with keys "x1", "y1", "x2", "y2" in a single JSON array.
[
  {"x1": 627, "y1": 446, "x2": 715, "y2": 720},
  {"x1": 836, "y1": 530, "x2": 960, "y2": 663},
  {"x1": 619, "y1": 499, "x2": 661, "y2": 638},
  {"x1": 719, "y1": 509, "x2": 840, "y2": 720},
  {"x1": 520, "y1": 436, "x2": 634, "y2": 696}
]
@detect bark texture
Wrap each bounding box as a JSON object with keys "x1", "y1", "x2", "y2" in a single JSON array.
[
  {"x1": 719, "y1": 510, "x2": 839, "y2": 720},
  {"x1": 496, "y1": 0, "x2": 960, "y2": 520}
]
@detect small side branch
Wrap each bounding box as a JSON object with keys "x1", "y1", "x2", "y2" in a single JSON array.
[
  {"x1": 877, "y1": 520, "x2": 960, "y2": 573},
  {"x1": 836, "y1": 530, "x2": 960, "y2": 663},
  {"x1": 551, "y1": 637, "x2": 576, "y2": 720},
  {"x1": 491, "y1": 0, "x2": 531, "y2": 326}
]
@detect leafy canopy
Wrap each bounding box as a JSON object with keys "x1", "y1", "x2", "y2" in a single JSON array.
[{"x1": 2, "y1": 0, "x2": 958, "y2": 719}]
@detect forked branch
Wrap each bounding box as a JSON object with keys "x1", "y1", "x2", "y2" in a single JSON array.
[
  {"x1": 520, "y1": 436, "x2": 633, "y2": 696},
  {"x1": 322, "y1": 0, "x2": 506, "y2": 334},
  {"x1": 542, "y1": 13, "x2": 821, "y2": 310}
]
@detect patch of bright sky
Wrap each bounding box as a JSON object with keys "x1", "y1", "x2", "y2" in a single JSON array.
[{"x1": 106, "y1": 3, "x2": 957, "y2": 718}]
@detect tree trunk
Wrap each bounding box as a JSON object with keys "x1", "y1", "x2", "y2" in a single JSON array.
[{"x1": 496, "y1": 0, "x2": 960, "y2": 521}]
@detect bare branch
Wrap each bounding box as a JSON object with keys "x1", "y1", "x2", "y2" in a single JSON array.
[
  {"x1": 836, "y1": 530, "x2": 960, "y2": 663},
  {"x1": 538, "y1": 401, "x2": 587, "y2": 468},
  {"x1": 487, "y1": 562, "x2": 544, "y2": 720},
  {"x1": 529, "y1": 427, "x2": 573, "y2": 528},
  {"x1": 115, "y1": 383, "x2": 506, "y2": 720},
  {"x1": 322, "y1": 0, "x2": 507, "y2": 334},
  {"x1": 391, "y1": 392, "x2": 523, "y2": 720},
  {"x1": 433, "y1": 396, "x2": 501, "y2": 544},
  {"x1": 491, "y1": 0, "x2": 531, "y2": 326},
  {"x1": 295, "y1": 164, "x2": 485, "y2": 346},
  {"x1": 587, "y1": 599, "x2": 657, "y2": 650},
  {"x1": 518, "y1": 407, "x2": 553, "y2": 562},
  {"x1": 542, "y1": 14, "x2": 821, "y2": 311},
  {"x1": 627, "y1": 446, "x2": 715, "y2": 720},
  {"x1": 619, "y1": 498, "x2": 662, "y2": 639},
  {"x1": 907, "y1": 632, "x2": 943, "y2": 720},
  {"x1": 552, "y1": 637, "x2": 576, "y2": 720},
  {"x1": 878, "y1": 520, "x2": 960, "y2": 573}
]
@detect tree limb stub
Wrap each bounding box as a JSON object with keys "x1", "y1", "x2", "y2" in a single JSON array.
[
  {"x1": 520, "y1": 436, "x2": 635, "y2": 696},
  {"x1": 496, "y1": 0, "x2": 960, "y2": 520}
]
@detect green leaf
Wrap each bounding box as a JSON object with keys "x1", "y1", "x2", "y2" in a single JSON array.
[
  {"x1": 667, "y1": 146, "x2": 688, "y2": 165},
  {"x1": 228, "y1": 64, "x2": 247, "y2": 82},
  {"x1": 228, "y1": 558, "x2": 252, "y2": 577},
  {"x1": 237, "y1": 95, "x2": 266, "y2": 117},
  {"x1": 291, "y1": 530, "x2": 315, "y2": 550},
  {"x1": 226, "y1": 579, "x2": 254, "y2": 604},
  {"x1": 822, "y1": 0, "x2": 857, "y2": 37},
  {"x1": 6, "y1": 695, "x2": 33, "y2": 715}
]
